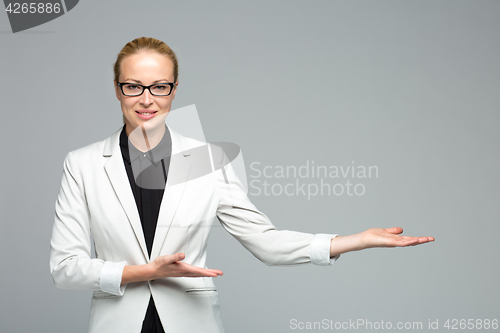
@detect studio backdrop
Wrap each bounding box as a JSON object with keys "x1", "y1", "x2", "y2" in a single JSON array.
[{"x1": 0, "y1": 1, "x2": 499, "y2": 332}]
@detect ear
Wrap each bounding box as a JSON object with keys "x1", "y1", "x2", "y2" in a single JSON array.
[{"x1": 171, "y1": 81, "x2": 179, "y2": 99}]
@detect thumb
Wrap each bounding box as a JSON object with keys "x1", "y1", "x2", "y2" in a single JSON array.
[
  {"x1": 385, "y1": 227, "x2": 403, "y2": 234},
  {"x1": 163, "y1": 252, "x2": 185, "y2": 264}
]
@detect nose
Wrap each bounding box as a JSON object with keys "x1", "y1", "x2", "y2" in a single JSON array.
[{"x1": 140, "y1": 88, "x2": 154, "y2": 106}]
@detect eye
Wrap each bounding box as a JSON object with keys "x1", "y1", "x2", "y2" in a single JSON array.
[
  {"x1": 153, "y1": 84, "x2": 167, "y2": 91},
  {"x1": 125, "y1": 84, "x2": 140, "y2": 90}
]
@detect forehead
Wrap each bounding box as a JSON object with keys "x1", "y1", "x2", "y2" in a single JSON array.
[{"x1": 119, "y1": 51, "x2": 174, "y2": 81}]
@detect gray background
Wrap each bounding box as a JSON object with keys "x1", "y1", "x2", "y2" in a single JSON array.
[{"x1": 1, "y1": 1, "x2": 499, "y2": 332}]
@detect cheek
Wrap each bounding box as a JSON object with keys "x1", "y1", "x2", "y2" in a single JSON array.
[
  {"x1": 166, "y1": 97, "x2": 175, "y2": 107},
  {"x1": 159, "y1": 100, "x2": 172, "y2": 110},
  {"x1": 121, "y1": 99, "x2": 136, "y2": 111}
]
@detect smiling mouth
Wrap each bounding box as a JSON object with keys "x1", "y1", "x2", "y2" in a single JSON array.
[{"x1": 136, "y1": 111, "x2": 157, "y2": 115}]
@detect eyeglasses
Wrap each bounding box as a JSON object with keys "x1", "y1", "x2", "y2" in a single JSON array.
[{"x1": 117, "y1": 82, "x2": 175, "y2": 97}]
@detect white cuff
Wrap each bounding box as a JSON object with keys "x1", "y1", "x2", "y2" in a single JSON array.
[
  {"x1": 99, "y1": 261, "x2": 127, "y2": 296},
  {"x1": 310, "y1": 234, "x2": 340, "y2": 266}
]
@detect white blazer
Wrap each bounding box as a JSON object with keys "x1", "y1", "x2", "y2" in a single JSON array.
[{"x1": 50, "y1": 126, "x2": 338, "y2": 333}]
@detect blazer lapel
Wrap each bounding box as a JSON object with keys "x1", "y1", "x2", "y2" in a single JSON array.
[
  {"x1": 103, "y1": 127, "x2": 149, "y2": 262},
  {"x1": 150, "y1": 128, "x2": 192, "y2": 260}
]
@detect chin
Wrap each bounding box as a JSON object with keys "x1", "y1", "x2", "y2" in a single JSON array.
[{"x1": 141, "y1": 115, "x2": 167, "y2": 131}]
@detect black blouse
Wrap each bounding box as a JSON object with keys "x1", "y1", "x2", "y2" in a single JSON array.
[{"x1": 119, "y1": 124, "x2": 172, "y2": 333}]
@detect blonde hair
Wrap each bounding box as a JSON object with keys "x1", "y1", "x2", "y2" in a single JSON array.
[{"x1": 113, "y1": 37, "x2": 179, "y2": 83}]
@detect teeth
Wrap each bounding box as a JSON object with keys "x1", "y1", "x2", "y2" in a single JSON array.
[{"x1": 139, "y1": 112, "x2": 154, "y2": 115}]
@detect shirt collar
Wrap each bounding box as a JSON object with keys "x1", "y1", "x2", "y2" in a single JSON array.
[{"x1": 119, "y1": 124, "x2": 172, "y2": 165}]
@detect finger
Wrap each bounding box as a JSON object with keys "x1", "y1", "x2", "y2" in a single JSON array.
[
  {"x1": 393, "y1": 237, "x2": 421, "y2": 246},
  {"x1": 384, "y1": 234, "x2": 416, "y2": 244},
  {"x1": 419, "y1": 236, "x2": 435, "y2": 243},
  {"x1": 188, "y1": 269, "x2": 223, "y2": 278},
  {"x1": 198, "y1": 268, "x2": 223, "y2": 276},
  {"x1": 392, "y1": 234, "x2": 435, "y2": 244},
  {"x1": 408, "y1": 235, "x2": 435, "y2": 242},
  {"x1": 209, "y1": 269, "x2": 223, "y2": 276},
  {"x1": 187, "y1": 267, "x2": 222, "y2": 276},
  {"x1": 396, "y1": 235, "x2": 416, "y2": 241},
  {"x1": 385, "y1": 227, "x2": 403, "y2": 235},
  {"x1": 159, "y1": 253, "x2": 185, "y2": 266},
  {"x1": 202, "y1": 268, "x2": 223, "y2": 275},
  {"x1": 180, "y1": 264, "x2": 223, "y2": 277},
  {"x1": 160, "y1": 253, "x2": 184, "y2": 265},
  {"x1": 173, "y1": 252, "x2": 185, "y2": 262},
  {"x1": 402, "y1": 236, "x2": 434, "y2": 246}
]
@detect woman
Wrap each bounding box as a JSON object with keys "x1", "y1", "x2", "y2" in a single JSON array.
[{"x1": 50, "y1": 37, "x2": 434, "y2": 333}]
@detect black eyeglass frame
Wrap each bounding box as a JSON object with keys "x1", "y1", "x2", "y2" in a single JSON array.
[{"x1": 117, "y1": 82, "x2": 176, "y2": 97}]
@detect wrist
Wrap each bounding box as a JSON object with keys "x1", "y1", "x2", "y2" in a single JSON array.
[
  {"x1": 121, "y1": 263, "x2": 156, "y2": 285},
  {"x1": 351, "y1": 232, "x2": 367, "y2": 251},
  {"x1": 144, "y1": 262, "x2": 156, "y2": 280},
  {"x1": 329, "y1": 233, "x2": 365, "y2": 257}
]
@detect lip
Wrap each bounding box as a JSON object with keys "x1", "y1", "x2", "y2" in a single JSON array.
[{"x1": 135, "y1": 110, "x2": 157, "y2": 120}]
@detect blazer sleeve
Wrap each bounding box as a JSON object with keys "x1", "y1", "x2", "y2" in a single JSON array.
[
  {"x1": 50, "y1": 151, "x2": 126, "y2": 296},
  {"x1": 211, "y1": 145, "x2": 340, "y2": 266}
]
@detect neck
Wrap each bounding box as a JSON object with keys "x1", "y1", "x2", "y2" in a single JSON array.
[{"x1": 125, "y1": 123, "x2": 165, "y2": 152}]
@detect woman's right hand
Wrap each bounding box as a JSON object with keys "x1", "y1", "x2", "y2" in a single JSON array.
[
  {"x1": 121, "y1": 253, "x2": 223, "y2": 285},
  {"x1": 148, "y1": 253, "x2": 223, "y2": 279}
]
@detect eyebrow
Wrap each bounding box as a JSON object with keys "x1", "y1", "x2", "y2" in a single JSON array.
[{"x1": 122, "y1": 79, "x2": 171, "y2": 84}]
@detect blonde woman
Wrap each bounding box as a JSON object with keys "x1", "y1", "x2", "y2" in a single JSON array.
[{"x1": 50, "y1": 37, "x2": 434, "y2": 333}]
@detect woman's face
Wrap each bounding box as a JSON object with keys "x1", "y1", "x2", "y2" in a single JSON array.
[{"x1": 114, "y1": 51, "x2": 177, "y2": 136}]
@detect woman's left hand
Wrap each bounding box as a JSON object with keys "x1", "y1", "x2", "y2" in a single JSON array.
[{"x1": 329, "y1": 227, "x2": 434, "y2": 257}]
